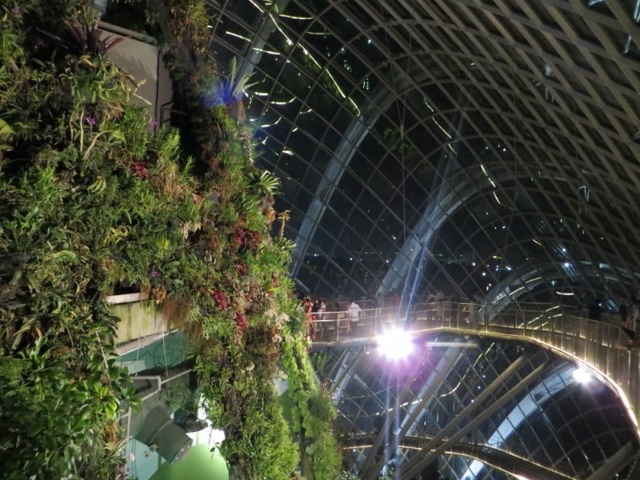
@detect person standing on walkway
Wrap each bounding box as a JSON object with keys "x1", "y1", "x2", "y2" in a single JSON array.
[
  {"x1": 619, "y1": 298, "x2": 629, "y2": 330},
  {"x1": 303, "y1": 297, "x2": 314, "y2": 339},
  {"x1": 435, "y1": 291, "x2": 445, "y2": 322},
  {"x1": 316, "y1": 298, "x2": 327, "y2": 338},
  {"x1": 347, "y1": 299, "x2": 361, "y2": 335}
]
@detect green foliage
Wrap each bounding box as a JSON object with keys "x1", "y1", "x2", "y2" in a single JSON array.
[
  {"x1": 0, "y1": 1, "x2": 188, "y2": 476},
  {"x1": 1, "y1": 0, "x2": 342, "y2": 478},
  {"x1": 0, "y1": 3, "x2": 134, "y2": 476},
  {"x1": 222, "y1": 56, "x2": 259, "y2": 102},
  {"x1": 0, "y1": 118, "x2": 13, "y2": 153},
  {"x1": 0, "y1": 337, "x2": 131, "y2": 479},
  {"x1": 310, "y1": 351, "x2": 332, "y2": 378},
  {"x1": 335, "y1": 473, "x2": 360, "y2": 480},
  {"x1": 281, "y1": 327, "x2": 343, "y2": 480}
]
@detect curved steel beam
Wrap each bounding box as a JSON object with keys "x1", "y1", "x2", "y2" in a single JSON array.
[
  {"x1": 291, "y1": 82, "x2": 394, "y2": 277},
  {"x1": 400, "y1": 359, "x2": 549, "y2": 479},
  {"x1": 349, "y1": 434, "x2": 574, "y2": 480},
  {"x1": 461, "y1": 363, "x2": 575, "y2": 479},
  {"x1": 482, "y1": 260, "x2": 639, "y2": 320}
]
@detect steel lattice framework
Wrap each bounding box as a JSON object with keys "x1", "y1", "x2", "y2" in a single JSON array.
[
  {"x1": 204, "y1": 0, "x2": 640, "y2": 477},
  {"x1": 314, "y1": 334, "x2": 637, "y2": 479}
]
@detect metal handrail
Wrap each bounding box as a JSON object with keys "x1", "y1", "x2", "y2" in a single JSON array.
[
  {"x1": 309, "y1": 301, "x2": 631, "y2": 347},
  {"x1": 309, "y1": 301, "x2": 640, "y2": 439}
]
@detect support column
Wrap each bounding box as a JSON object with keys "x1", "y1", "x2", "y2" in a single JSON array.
[
  {"x1": 361, "y1": 343, "x2": 464, "y2": 480},
  {"x1": 400, "y1": 360, "x2": 549, "y2": 480},
  {"x1": 330, "y1": 349, "x2": 362, "y2": 404}
]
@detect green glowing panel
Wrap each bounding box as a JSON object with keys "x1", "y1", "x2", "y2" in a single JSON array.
[{"x1": 149, "y1": 444, "x2": 228, "y2": 480}]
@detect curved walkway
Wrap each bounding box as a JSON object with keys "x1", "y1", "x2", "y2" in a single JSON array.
[{"x1": 311, "y1": 301, "x2": 640, "y2": 439}]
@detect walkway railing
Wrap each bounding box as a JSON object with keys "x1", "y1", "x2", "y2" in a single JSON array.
[
  {"x1": 312, "y1": 301, "x2": 630, "y2": 346},
  {"x1": 311, "y1": 301, "x2": 640, "y2": 437}
]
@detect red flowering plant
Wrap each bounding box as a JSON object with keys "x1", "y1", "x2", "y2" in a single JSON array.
[
  {"x1": 211, "y1": 289, "x2": 229, "y2": 310},
  {"x1": 232, "y1": 225, "x2": 246, "y2": 246},
  {"x1": 235, "y1": 312, "x2": 248, "y2": 332},
  {"x1": 131, "y1": 161, "x2": 150, "y2": 178},
  {"x1": 245, "y1": 230, "x2": 261, "y2": 250}
]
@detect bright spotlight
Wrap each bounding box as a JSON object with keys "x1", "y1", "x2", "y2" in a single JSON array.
[
  {"x1": 572, "y1": 367, "x2": 592, "y2": 384},
  {"x1": 377, "y1": 328, "x2": 413, "y2": 360}
]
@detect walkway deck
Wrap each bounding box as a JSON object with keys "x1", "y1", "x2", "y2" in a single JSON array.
[{"x1": 311, "y1": 302, "x2": 640, "y2": 438}]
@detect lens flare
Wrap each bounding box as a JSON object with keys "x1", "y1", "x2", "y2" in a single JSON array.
[{"x1": 377, "y1": 328, "x2": 414, "y2": 360}]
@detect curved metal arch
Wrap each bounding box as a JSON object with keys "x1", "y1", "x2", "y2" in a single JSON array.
[
  {"x1": 462, "y1": 0, "x2": 640, "y2": 108},
  {"x1": 362, "y1": 352, "x2": 553, "y2": 480},
  {"x1": 346, "y1": 0, "x2": 640, "y2": 171},
  {"x1": 231, "y1": 0, "x2": 293, "y2": 81},
  {"x1": 292, "y1": 128, "x2": 637, "y2": 301},
  {"x1": 418, "y1": 1, "x2": 637, "y2": 197},
  {"x1": 356, "y1": 21, "x2": 640, "y2": 135},
  {"x1": 216, "y1": 1, "x2": 640, "y2": 304},
  {"x1": 482, "y1": 261, "x2": 636, "y2": 318},
  {"x1": 349, "y1": 434, "x2": 575, "y2": 480},
  {"x1": 412, "y1": 0, "x2": 640, "y2": 132},
  {"x1": 292, "y1": 130, "x2": 636, "y2": 308},
  {"x1": 272, "y1": 24, "x2": 583, "y2": 283},
  {"x1": 290, "y1": 81, "x2": 396, "y2": 276},
  {"x1": 358, "y1": 96, "x2": 636, "y2": 304},
  {"x1": 449, "y1": 235, "x2": 639, "y2": 304},
  {"x1": 398, "y1": 356, "x2": 551, "y2": 479},
  {"x1": 346, "y1": 0, "x2": 640, "y2": 216},
  {"x1": 376, "y1": 161, "x2": 572, "y2": 296},
  {"x1": 388, "y1": 158, "x2": 636, "y2": 304},
  {"x1": 289, "y1": 65, "x2": 471, "y2": 279},
  {"x1": 212, "y1": 0, "x2": 640, "y2": 302},
  {"x1": 376, "y1": 136, "x2": 640, "y2": 302},
  {"x1": 462, "y1": 363, "x2": 577, "y2": 479},
  {"x1": 351, "y1": 57, "x2": 640, "y2": 190}
]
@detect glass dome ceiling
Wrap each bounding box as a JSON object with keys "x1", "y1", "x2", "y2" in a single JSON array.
[
  {"x1": 207, "y1": 0, "x2": 640, "y2": 308},
  {"x1": 199, "y1": 0, "x2": 640, "y2": 478}
]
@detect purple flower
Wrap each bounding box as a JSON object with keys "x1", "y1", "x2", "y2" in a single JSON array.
[
  {"x1": 148, "y1": 117, "x2": 158, "y2": 129},
  {"x1": 85, "y1": 115, "x2": 96, "y2": 126},
  {"x1": 11, "y1": 5, "x2": 21, "y2": 15},
  {"x1": 150, "y1": 268, "x2": 159, "y2": 278}
]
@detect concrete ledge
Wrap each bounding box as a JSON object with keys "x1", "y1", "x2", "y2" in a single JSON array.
[{"x1": 106, "y1": 292, "x2": 150, "y2": 305}]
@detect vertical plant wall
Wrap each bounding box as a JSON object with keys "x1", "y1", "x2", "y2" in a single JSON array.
[
  {"x1": 0, "y1": 0, "x2": 343, "y2": 478},
  {"x1": 281, "y1": 339, "x2": 343, "y2": 479}
]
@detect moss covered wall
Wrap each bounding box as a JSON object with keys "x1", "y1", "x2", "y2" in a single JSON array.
[{"x1": 112, "y1": 300, "x2": 171, "y2": 344}]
